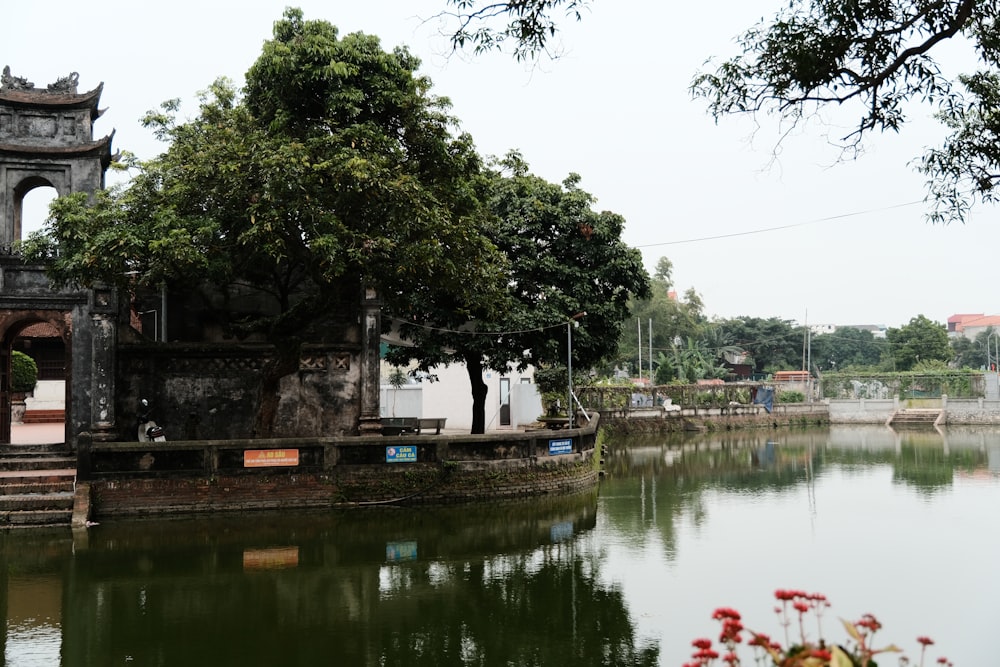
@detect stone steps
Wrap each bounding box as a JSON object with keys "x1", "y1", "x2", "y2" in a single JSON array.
[
  {"x1": 0, "y1": 456, "x2": 76, "y2": 471},
  {"x1": 0, "y1": 441, "x2": 75, "y2": 529},
  {"x1": 0, "y1": 508, "x2": 73, "y2": 528},
  {"x1": 21, "y1": 409, "x2": 65, "y2": 424},
  {"x1": 888, "y1": 409, "x2": 943, "y2": 428}
]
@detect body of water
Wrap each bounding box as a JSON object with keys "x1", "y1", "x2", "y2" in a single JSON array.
[{"x1": 4, "y1": 425, "x2": 997, "y2": 665}]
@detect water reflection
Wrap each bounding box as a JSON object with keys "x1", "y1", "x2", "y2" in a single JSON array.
[
  {"x1": 607, "y1": 425, "x2": 999, "y2": 493},
  {"x1": 598, "y1": 425, "x2": 1000, "y2": 666},
  {"x1": 3, "y1": 492, "x2": 658, "y2": 666},
  {"x1": 4, "y1": 426, "x2": 999, "y2": 666}
]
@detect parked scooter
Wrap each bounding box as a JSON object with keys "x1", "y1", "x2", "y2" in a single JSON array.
[{"x1": 137, "y1": 398, "x2": 166, "y2": 442}]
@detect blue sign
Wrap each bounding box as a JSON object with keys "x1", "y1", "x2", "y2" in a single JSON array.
[
  {"x1": 386, "y1": 445, "x2": 417, "y2": 463},
  {"x1": 548, "y1": 438, "x2": 573, "y2": 455},
  {"x1": 386, "y1": 540, "x2": 418, "y2": 562},
  {"x1": 550, "y1": 521, "x2": 574, "y2": 542}
]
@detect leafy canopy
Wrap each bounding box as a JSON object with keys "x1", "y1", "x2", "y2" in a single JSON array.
[
  {"x1": 691, "y1": 0, "x2": 1000, "y2": 223},
  {"x1": 385, "y1": 152, "x2": 649, "y2": 432},
  {"x1": 22, "y1": 8, "x2": 507, "y2": 338},
  {"x1": 886, "y1": 314, "x2": 951, "y2": 370}
]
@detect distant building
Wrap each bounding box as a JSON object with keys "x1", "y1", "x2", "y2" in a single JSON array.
[
  {"x1": 948, "y1": 313, "x2": 1000, "y2": 339},
  {"x1": 809, "y1": 324, "x2": 887, "y2": 339}
]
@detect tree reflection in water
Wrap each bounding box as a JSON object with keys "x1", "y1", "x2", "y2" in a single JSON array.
[
  {"x1": 4, "y1": 425, "x2": 997, "y2": 666},
  {"x1": 2, "y1": 492, "x2": 658, "y2": 667}
]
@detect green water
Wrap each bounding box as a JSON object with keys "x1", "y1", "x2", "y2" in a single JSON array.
[{"x1": 4, "y1": 425, "x2": 998, "y2": 666}]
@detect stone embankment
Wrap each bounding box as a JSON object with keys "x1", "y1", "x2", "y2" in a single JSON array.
[
  {"x1": 598, "y1": 403, "x2": 828, "y2": 435},
  {"x1": 76, "y1": 416, "x2": 601, "y2": 520}
]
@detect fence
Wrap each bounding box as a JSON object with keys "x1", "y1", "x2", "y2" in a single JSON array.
[{"x1": 818, "y1": 372, "x2": 984, "y2": 400}]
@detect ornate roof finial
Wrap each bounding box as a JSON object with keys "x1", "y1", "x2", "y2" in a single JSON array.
[
  {"x1": 47, "y1": 71, "x2": 79, "y2": 94},
  {"x1": 1, "y1": 65, "x2": 34, "y2": 91}
]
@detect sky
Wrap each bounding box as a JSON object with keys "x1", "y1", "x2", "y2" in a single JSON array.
[{"x1": 7, "y1": 0, "x2": 1000, "y2": 329}]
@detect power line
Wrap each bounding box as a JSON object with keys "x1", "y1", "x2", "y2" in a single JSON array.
[
  {"x1": 386, "y1": 316, "x2": 567, "y2": 337},
  {"x1": 634, "y1": 199, "x2": 923, "y2": 248}
]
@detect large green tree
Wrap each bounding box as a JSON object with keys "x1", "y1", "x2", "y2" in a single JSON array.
[
  {"x1": 886, "y1": 314, "x2": 951, "y2": 370},
  {"x1": 810, "y1": 327, "x2": 886, "y2": 371},
  {"x1": 950, "y1": 326, "x2": 999, "y2": 369},
  {"x1": 23, "y1": 8, "x2": 506, "y2": 435},
  {"x1": 715, "y1": 316, "x2": 803, "y2": 375},
  {"x1": 618, "y1": 257, "x2": 707, "y2": 380},
  {"x1": 691, "y1": 0, "x2": 1000, "y2": 223},
  {"x1": 385, "y1": 152, "x2": 649, "y2": 433}
]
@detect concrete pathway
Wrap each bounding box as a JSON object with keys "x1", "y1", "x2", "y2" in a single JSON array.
[{"x1": 10, "y1": 422, "x2": 65, "y2": 445}]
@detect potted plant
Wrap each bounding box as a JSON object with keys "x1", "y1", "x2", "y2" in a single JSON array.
[{"x1": 10, "y1": 350, "x2": 38, "y2": 424}]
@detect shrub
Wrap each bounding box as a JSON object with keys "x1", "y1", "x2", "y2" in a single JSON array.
[
  {"x1": 10, "y1": 350, "x2": 37, "y2": 393},
  {"x1": 777, "y1": 390, "x2": 804, "y2": 403}
]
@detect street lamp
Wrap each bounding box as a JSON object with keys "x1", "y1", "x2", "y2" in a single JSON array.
[{"x1": 567, "y1": 312, "x2": 586, "y2": 429}]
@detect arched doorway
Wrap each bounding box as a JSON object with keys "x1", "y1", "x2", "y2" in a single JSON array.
[
  {"x1": 16, "y1": 180, "x2": 58, "y2": 240},
  {"x1": 0, "y1": 316, "x2": 69, "y2": 444}
]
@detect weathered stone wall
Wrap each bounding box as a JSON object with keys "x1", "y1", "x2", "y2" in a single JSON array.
[
  {"x1": 89, "y1": 459, "x2": 597, "y2": 517},
  {"x1": 599, "y1": 404, "x2": 829, "y2": 435},
  {"x1": 80, "y1": 422, "x2": 600, "y2": 517},
  {"x1": 941, "y1": 397, "x2": 1000, "y2": 425},
  {"x1": 115, "y1": 343, "x2": 363, "y2": 441}
]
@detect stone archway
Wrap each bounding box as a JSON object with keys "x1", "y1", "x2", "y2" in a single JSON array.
[
  {"x1": 0, "y1": 312, "x2": 70, "y2": 443},
  {"x1": 0, "y1": 66, "x2": 114, "y2": 247},
  {"x1": 0, "y1": 68, "x2": 117, "y2": 450}
]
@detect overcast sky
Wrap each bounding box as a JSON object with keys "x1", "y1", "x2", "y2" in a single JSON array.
[{"x1": 7, "y1": 1, "x2": 998, "y2": 329}]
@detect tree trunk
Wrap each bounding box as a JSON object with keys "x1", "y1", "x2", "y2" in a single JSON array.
[
  {"x1": 253, "y1": 345, "x2": 299, "y2": 437},
  {"x1": 465, "y1": 354, "x2": 488, "y2": 434}
]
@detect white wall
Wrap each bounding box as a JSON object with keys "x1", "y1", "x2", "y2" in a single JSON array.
[
  {"x1": 380, "y1": 362, "x2": 542, "y2": 431},
  {"x1": 379, "y1": 384, "x2": 422, "y2": 418},
  {"x1": 25, "y1": 380, "x2": 65, "y2": 411}
]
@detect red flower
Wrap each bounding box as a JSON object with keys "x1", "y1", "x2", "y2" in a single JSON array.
[
  {"x1": 917, "y1": 636, "x2": 935, "y2": 646},
  {"x1": 810, "y1": 649, "x2": 832, "y2": 660},
  {"x1": 692, "y1": 638, "x2": 713, "y2": 650},
  {"x1": 793, "y1": 601, "x2": 810, "y2": 613},
  {"x1": 856, "y1": 614, "x2": 882, "y2": 632},
  {"x1": 719, "y1": 618, "x2": 744, "y2": 644},
  {"x1": 722, "y1": 651, "x2": 740, "y2": 665},
  {"x1": 694, "y1": 648, "x2": 720, "y2": 660},
  {"x1": 712, "y1": 607, "x2": 742, "y2": 621}
]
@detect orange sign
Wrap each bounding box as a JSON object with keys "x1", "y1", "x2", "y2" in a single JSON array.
[
  {"x1": 244, "y1": 449, "x2": 299, "y2": 467},
  {"x1": 243, "y1": 546, "x2": 300, "y2": 570}
]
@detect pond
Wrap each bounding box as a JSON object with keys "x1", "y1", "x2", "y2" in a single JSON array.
[{"x1": 4, "y1": 425, "x2": 997, "y2": 666}]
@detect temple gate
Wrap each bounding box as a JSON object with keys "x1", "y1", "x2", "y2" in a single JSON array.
[{"x1": 0, "y1": 66, "x2": 116, "y2": 446}]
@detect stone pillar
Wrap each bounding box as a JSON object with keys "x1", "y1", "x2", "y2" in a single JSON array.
[
  {"x1": 358, "y1": 285, "x2": 382, "y2": 436},
  {"x1": 71, "y1": 286, "x2": 117, "y2": 449}
]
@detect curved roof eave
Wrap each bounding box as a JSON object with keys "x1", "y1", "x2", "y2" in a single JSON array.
[{"x1": 0, "y1": 83, "x2": 105, "y2": 116}]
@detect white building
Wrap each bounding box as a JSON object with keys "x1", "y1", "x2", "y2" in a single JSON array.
[{"x1": 380, "y1": 361, "x2": 543, "y2": 432}]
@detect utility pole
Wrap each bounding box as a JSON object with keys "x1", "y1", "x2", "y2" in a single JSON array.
[{"x1": 637, "y1": 318, "x2": 642, "y2": 382}]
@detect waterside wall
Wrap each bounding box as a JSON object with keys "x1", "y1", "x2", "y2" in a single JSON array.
[
  {"x1": 76, "y1": 416, "x2": 600, "y2": 520},
  {"x1": 599, "y1": 403, "x2": 829, "y2": 435},
  {"x1": 829, "y1": 396, "x2": 1000, "y2": 425},
  {"x1": 600, "y1": 397, "x2": 1000, "y2": 433}
]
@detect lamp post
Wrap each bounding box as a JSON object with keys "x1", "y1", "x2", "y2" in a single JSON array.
[{"x1": 567, "y1": 312, "x2": 586, "y2": 429}]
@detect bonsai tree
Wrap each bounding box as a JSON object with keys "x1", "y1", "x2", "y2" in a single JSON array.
[{"x1": 11, "y1": 350, "x2": 38, "y2": 394}]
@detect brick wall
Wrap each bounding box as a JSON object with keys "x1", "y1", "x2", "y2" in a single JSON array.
[{"x1": 90, "y1": 456, "x2": 598, "y2": 518}]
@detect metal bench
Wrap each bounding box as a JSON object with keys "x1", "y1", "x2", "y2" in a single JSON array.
[
  {"x1": 381, "y1": 417, "x2": 417, "y2": 436},
  {"x1": 415, "y1": 418, "x2": 446, "y2": 435}
]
